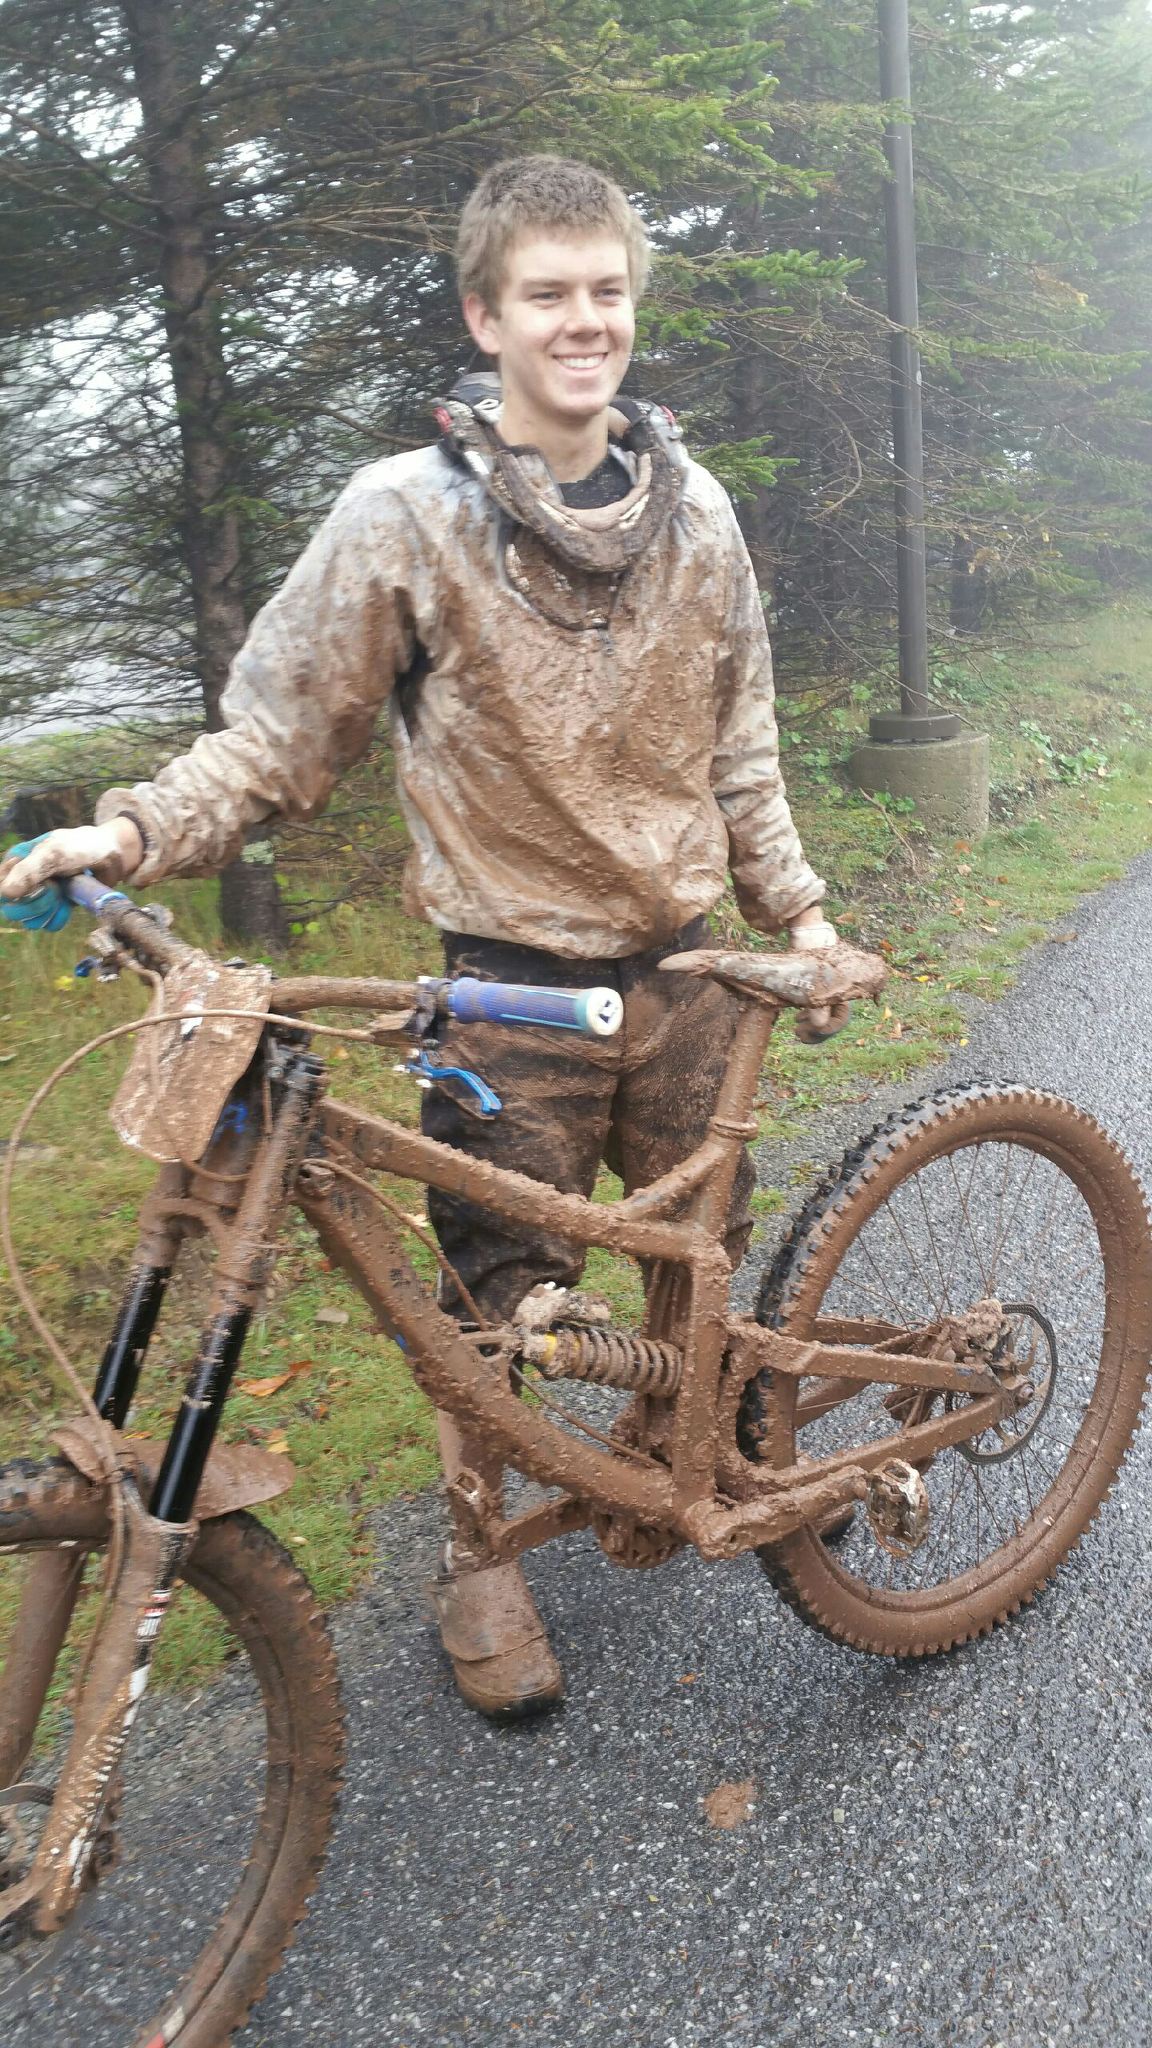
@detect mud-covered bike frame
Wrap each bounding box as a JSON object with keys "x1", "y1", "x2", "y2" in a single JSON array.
[{"x1": 46, "y1": 882, "x2": 1018, "y2": 1564}]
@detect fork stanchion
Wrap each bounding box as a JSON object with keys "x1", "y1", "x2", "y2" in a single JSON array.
[{"x1": 148, "y1": 1052, "x2": 327, "y2": 1525}]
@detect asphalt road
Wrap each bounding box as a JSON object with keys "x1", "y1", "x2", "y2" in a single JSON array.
[{"x1": 17, "y1": 855, "x2": 1152, "y2": 2047}]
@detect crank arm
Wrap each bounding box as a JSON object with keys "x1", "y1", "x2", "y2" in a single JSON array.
[{"x1": 682, "y1": 1466, "x2": 872, "y2": 1560}]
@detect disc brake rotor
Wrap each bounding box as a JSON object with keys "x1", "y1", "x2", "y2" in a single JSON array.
[{"x1": 951, "y1": 1300, "x2": 1058, "y2": 1465}]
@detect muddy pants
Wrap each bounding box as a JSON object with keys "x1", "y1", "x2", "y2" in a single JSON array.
[
  {"x1": 421, "y1": 918, "x2": 757, "y2": 1327},
  {"x1": 421, "y1": 921, "x2": 758, "y2": 1507}
]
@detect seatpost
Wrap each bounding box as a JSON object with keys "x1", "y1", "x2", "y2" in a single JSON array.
[{"x1": 688, "y1": 994, "x2": 778, "y2": 1240}]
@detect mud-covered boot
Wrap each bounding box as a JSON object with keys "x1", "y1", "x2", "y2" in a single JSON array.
[{"x1": 428, "y1": 1547, "x2": 564, "y2": 1719}]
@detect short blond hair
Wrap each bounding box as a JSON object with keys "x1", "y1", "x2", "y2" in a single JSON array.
[{"x1": 457, "y1": 155, "x2": 650, "y2": 311}]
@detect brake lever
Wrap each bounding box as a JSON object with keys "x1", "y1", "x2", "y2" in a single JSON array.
[{"x1": 400, "y1": 1046, "x2": 503, "y2": 1119}]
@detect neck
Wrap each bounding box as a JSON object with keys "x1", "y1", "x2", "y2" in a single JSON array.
[{"x1": 496, "y1": 396, "x2": 609, "y2": 483}]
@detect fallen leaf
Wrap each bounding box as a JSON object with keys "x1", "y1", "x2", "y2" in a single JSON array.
[
  {"x1": 679, "y1": 1673, "x2": 698, "y2": 1685},
  {"x1": 237, "y1": 1359, "x2": 314, "y2": 1398},
  {"x1": 890, "y1": 1018, "x2": 903, "y2": 1039},
  {"x1": 53, "y1": 974, "x2": 74, "y2": 992},
  {"x1": 266, "y1": 1434, "x2": 291, "y2": 1454},
  {"x1": 316, "y1": 1307, "x2": 349, "y2": 1326},
  {"x1": 954, "y1": 840, "x2": 972, "y2": 853},
  {"x1": 1050, "y1": 931, "x2": 1078, "y2": 944},
  {"x1": 977, "y1": 922, "x2": 1000, "y2": 934},
  {"x1": 703, "y1": 1779, "x2": 756, "y2": 1831},
  {"x1": 956, "y1": 861, "x2": 972, "y2": 875}
]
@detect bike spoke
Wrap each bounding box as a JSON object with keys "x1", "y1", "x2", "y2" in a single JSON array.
[{"x1": 793, "y1": 1134, "x2": 1110, "y2": 1600}]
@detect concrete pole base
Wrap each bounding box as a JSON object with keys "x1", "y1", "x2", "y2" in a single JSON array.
[{"x1": 847, "y1": 731, "x2": 989, "y2": 840}]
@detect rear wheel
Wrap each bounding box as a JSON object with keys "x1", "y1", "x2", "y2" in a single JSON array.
[
  {"x1": 0, "y1": 1457, "x2": 343, "y2": 2046},
  {"x1": 740, "y1": 1085, "x2": 1152, "y2": 1655}
]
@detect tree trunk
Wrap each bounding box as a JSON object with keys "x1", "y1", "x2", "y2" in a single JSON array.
[{"x1": 120, "y1": 0, "x2": 287, "y2": 949}]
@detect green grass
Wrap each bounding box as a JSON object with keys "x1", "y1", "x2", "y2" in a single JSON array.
[{"x1": 3, "y1": 591, "x2": 1152, "y2": 1681}]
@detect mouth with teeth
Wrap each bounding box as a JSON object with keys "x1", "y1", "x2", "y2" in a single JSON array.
[{"x1": 554, "y1": 354, "x2": 609, "y2": 370}]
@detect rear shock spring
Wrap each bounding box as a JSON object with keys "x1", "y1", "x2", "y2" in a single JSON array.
[{"x1": 527, "y1": 1325, "x2": 683, "y2": 1397}]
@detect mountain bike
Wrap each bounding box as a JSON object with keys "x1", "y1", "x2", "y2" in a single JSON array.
[{"x1": 2, "y1": 872, "x2": 1150, "y2": 2045}]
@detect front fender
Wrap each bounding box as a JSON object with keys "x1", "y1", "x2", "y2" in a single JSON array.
[{"x1": 51, "y1": 1416, "x2": 296, "y2": 1519}]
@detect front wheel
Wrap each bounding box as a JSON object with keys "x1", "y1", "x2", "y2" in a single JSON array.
[
  {"x1": 740, "y1": 1085, "x2": 1152, "y2": 1656},
  {"x1": 0, "y1": 1457, "x2": 343, "y2": 2046}
]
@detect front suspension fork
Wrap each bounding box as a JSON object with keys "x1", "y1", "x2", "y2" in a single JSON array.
[
  {"x1": 0, "y1": 1204, "x2": 184, "y2": 1792},
  {"x1": 0, "y1": 1049, "x2": 326, "y2": 1917}
]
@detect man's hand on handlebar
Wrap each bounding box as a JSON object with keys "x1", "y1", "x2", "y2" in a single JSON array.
[{"x1": 0, "y1": 818, "x2": 144, "y2": 904}]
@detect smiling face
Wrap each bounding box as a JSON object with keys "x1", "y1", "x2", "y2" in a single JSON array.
[{"x1": 462, "y1": 231, "x2": 635, "y2": 471}]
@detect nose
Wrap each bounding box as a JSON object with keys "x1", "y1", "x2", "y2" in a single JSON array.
[{"x1": 563, "y1": 289, "x2": 605, "y2": 334}]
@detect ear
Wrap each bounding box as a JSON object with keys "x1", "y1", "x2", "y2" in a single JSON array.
[{"x1": 462, "y1": 291, "x2": 501, "y2": 358}]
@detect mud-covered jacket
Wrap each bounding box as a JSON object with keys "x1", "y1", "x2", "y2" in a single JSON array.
[{"x1": 97, "y1": 389, "x2": 824, "y2": 957}]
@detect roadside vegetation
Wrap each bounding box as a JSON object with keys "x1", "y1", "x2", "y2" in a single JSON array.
[{"x1": 2, "y1": 592, "x2": 1152, "y2": 1674}]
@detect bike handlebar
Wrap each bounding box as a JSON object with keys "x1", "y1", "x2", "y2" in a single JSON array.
[
  {"x1": 65, "y1": 873, "x2": 136, "y2": 918},
  {"x1": 50, "y1": 874, "x2": 625, "y2": 1042}
]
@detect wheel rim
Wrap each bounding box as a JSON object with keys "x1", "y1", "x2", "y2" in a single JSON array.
[{"x1": 771, "y1": 1128, "x2": 1124, "y2": 1608}]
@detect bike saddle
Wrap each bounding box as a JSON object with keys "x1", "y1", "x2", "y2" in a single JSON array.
[{"x1": 658, "y1": 939, "x2": 886, "y2": 1008}]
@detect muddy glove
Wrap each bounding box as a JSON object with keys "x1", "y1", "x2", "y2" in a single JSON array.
[
  {"x1": 0, "y1": 819, "x2": 143, "y2": 925},
  {"x1": 789, "y1": 916, "x2": 851, "y2": 1042},
  {"x1": 0, "y1": 840, "x2": 73, "y2": 929}
]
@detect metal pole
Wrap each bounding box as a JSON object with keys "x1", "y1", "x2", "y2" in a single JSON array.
[{"x1": 871, "y1": 0, "x2": 959, "y2": 742}]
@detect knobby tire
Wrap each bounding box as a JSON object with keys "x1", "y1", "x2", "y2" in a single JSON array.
[{"x1": 741, "y1": 1084, "x2": 1152, "y2": 1656}]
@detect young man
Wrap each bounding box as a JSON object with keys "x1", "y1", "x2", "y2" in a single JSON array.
[{"x1": 0, "y1": 155, "x2": 842, "y2": 1719}]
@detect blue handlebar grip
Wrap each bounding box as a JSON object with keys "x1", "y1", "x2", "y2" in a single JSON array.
[
  {"x1": 64, "y1": 873, "x2": 134, "y2": 916},
  {"x1": 444, "y1": 977, "x2": 624, "y2": 1039}
]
